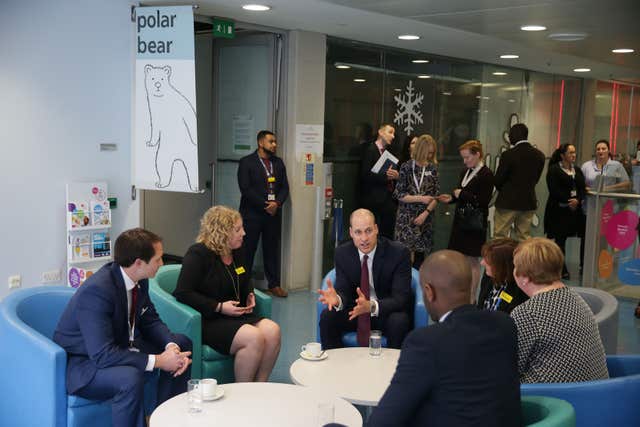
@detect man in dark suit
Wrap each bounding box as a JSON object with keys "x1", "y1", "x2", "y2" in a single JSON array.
[
  {"x1": 494, "y1": 123, "x2": 545, "y2": 241},
  {"x1": 359, "y1": 123, "x2": 399, "y2": 239},
  {"x1": 368, "y1": 249, "x2": 521, "y2": 427},
  {"x1": 54, "y1": 229, "x2": 192, "y2": 427},
  {"x1": 318, "y1": 208, "x2": 412, "y2": 349},
  {"x1": 238, "y1": 130, "x2": 290, "y2": 297}
]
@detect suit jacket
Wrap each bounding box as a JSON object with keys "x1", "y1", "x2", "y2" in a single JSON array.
[
  {"x1": 334, "y1": 236, "x2": 411, "y2": 317},
  {"x1": 238, "y1": 150, "x2": 289, "y2": 217},
  {"x1": 360, "y1": 142, "x2": 396, "y2": 208},
  {"x1": 369, "y1": 305, "x2": 521, "y2": 427},
  {"x1": 494, "y1": 142, "x2": 545, "y2": 211},
  {"x1": 477, "y1": 274, "x2": 529, "y2": 315},
  {"x1": 53, "y1": 262, "x2": 177, "y2": 394}
]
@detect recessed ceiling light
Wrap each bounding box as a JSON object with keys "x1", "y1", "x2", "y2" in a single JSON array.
[
  {"x1": 398, "y1": 34, "x2": 420, "y2": 40},
  {"x1": 242, "y1": 4, "x2": 271, "y2": 11},
  {"x1": 500, "y1": 54, "x2": 519, "y2": 59},
  {"x1": 412, "y1": 59, "x2": 429, "y2": 63},
  {"x1": 612, "y1": 48, "x2": 634, "y2": 54},
  {"x1": 418, "y1": 75, "x2": 431, "y2": 79},
  {"x1": 493, "y1": 71, "x2": 508, "y2": 76},
  {"x1": 394, "y1": 88, "x2": 402, "y2": 92},
  {"x1": 521, "y1": 25, "x2": 547, "y2": 32},
  {"x1": 573, "y1": 68, "x2": 591, "y2": 73},
  {"x1": 508, "y1": 99, "x2": 516, "y2": 103},
  {"x1": 442, "y1": 92, "x2": 452, "y2": 96},
  {"x1": 335, "y1": 65, "x2": 351, "y2": 69},
  {"x1": 548, "y1": 32, "x2": 588, "y2": 41},
  {"x1": 354, "y1": 78, "x2": 366, "y2": 82}
]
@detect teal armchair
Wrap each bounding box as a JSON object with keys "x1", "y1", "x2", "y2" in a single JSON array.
[{"x1": 149, "y1": 264, "x2": 272, "y2": 382}]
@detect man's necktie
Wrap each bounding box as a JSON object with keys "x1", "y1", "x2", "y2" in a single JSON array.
[
  {"x1": 129, "y1": 286, "x2": 138, "y2": 326},
  {"x1": 357, "y1": 254, "x2": 371, "y2": 347}
]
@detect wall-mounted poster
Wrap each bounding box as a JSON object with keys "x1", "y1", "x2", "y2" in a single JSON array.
[{"x1": 134, "y1": 6, "x2": 199, "y2": 193}]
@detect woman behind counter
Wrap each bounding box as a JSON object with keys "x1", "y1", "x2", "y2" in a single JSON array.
[{"x1": 174, "y1": 206, "x2": 281, "y2": 382}]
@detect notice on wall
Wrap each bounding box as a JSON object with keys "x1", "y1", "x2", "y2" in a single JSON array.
[
  {"x1": 232, "y1": 115, "x2": 254, "y2": 156},
  {"x1": 133, "y1": 6, "x2": 199, "y2": 193},
  {"x1": 295, "y1": 124, "x2": 323, "y2": 158}
]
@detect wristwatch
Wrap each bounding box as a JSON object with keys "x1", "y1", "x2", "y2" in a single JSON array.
[{"x1": 370, "y1": 299, "x2": 376, "y2": 315}]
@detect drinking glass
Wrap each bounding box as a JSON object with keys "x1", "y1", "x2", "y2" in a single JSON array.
[
  {"x1": 187, "y1": 379, "x2": 202, "y2": 413},
  {"x1": 369, "y1": 330, "x2": 382, "y2": 357}
]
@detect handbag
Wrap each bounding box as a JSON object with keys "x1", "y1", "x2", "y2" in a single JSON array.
[{"x1": 457, "y1": 203, "x2": 484, "y2": 232}]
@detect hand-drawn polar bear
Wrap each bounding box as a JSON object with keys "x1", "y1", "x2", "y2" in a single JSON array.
[{"x1": 144, "y1": 64, "x2": 198, "y2": 191}]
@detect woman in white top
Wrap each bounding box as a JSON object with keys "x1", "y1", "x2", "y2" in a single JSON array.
[{"x1": 581, "y1": 139, "x2": 631, "y2": 193}]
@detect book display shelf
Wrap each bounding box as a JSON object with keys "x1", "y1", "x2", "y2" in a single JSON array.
[{"x1": 66, "y1": 182, "x2": 112, "y2": 288}]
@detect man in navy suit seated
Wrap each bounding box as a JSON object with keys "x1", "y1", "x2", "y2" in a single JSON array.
[
  {"x1": 318, "y1": 208, "x2": 412, "y2": 349},
  {"x1": 54, "y1": 228, "x2": 192, "y2": 427},
  {"x1": 369, "y1": 250, "x2": 521, "y2": 427}
]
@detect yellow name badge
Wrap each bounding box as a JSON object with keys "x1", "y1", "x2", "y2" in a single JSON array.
[
  {"x1": 235, "y1": 266, "x2": 246, "y2": 275},
  {"x1": 499, "y1": 291, "x2": 513, "y2": 303},
  {"x1": 267, "y1": 176, "x2": 276, "y2": 183}
]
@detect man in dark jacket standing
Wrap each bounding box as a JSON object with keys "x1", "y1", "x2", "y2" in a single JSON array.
[
  {"x1": 493, "y1": 123, "x2": 545, "y2": 241},
  {"x1": 238, "y1": 130, "x2": 290, "y2": 297}
]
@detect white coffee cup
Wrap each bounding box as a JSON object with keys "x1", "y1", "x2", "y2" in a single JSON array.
[
  {"x1": 201, "y1": 378, "x2": 218, "y2": 399},
  {"x1": 301, "y1": 342, "x2": 322, "y2": 357}
]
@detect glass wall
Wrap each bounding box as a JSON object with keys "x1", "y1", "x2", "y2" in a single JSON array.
[{"x1": 323, "y1": 37, "x2": 583, "y2": 271}]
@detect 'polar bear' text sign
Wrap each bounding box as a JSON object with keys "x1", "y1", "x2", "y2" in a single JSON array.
[{"x1": 134, "y1": 6, "x2": 199, "y2": 193}]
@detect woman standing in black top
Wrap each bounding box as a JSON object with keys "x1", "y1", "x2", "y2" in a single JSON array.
[
  {"x1": 174, "y1": 206, "x2": 281, "y2": 382},
  {"x1": 478, "y1": 238, "x2": 528, "y2": 314},
  {"x1": 544, "y1": 144, "x2": 586, "y2": 279},
  {"x1": 438, "y1": 140, "x2": 495, "y2": 302}
]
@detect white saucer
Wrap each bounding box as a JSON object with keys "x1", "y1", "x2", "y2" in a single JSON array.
[
  {"x1": 202, "y1": 388, "x2": 225, "y2": 401},
  {"x1": 300, "y1": 351, "x2": 328, "y2": 361}
]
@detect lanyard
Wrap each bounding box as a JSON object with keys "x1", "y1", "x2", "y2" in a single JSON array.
[
  {"x1": 412, "y1": 160, "x2": 427, "y2": 192},
  {"x1": 259, "y1": 157, "x2": 274, "y2": 177},
  {"x1": 461, "y1": 162, "x2": 483, "y2": 188},
  {"x1": 490, "y1": 284, "x2": 507, "y2": 311}
]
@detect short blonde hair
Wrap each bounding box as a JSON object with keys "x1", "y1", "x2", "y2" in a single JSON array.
[
  {"x1": 458, "y1": 139, "x2": 483, "y2": 158},
  {"x1": 414, "y1": 134, "x2": 438, "y2": 165},
  {"x1": 513, "y1": 237, "x2": 563, "y2": 285},
  {"x1": 196, "y1": 206, "x2": 241, "y2": 255}
]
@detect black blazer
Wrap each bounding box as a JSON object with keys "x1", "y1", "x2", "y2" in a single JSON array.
[
  {"x1": 477, "y1": 274, "x2": 529, "y2": 314},
  {"x1": 544, "y1": 163, "x2": 586, "y2": 238},
  {"x1": 369, "y1": 305, "x2": 521, "y2": 427},
  {"x1": 359, "y1": 142, "x2": 396, "y2": 208},
  {"x1": 494, "y1": 142, "x2": 545, "y2": 211},
  {"x1": 334, "y1": 236, "x2": 412, "y2": 317},
  {"x1": 237, "y1": 150, "x2": 289, "y2": 216}
]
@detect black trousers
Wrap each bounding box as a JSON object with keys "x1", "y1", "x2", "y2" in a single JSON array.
[
  {"x1": 242, "y1": 211, "x2": 282, "y2": 288},
  {"x1": 319, "y1": 307, "x2": 410, "y2": 349},
  {"x1": 366, "y1": 200, "x2": 397, "y2": 240}
]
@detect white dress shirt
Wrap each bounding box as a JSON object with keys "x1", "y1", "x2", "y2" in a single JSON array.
[{"x1": 336, "y1": 246, "x2": 380, "y2": 317}]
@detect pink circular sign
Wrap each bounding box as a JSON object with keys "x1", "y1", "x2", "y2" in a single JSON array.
[{"x1": 605, "y1": 210, "x2": 639, "y2": 250}]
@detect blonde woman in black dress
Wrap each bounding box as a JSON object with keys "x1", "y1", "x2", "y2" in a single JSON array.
[{"x1": 174, "y1": 206, "x2": 281, "y2": 382}]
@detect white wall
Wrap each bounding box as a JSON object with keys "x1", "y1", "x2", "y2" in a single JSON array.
[{"x1": 0, "y1": 0, "x2": 138, "y2": 299}]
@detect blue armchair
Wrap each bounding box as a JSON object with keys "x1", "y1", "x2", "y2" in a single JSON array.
[
  {"x1": 521, "y1": 396, "x2": 576, "y2": 427},
  {"x1": 316, "y1": 267, "x2": 428, "y2": 347},
  {"x1": 0, "y1": 286, "x2": 112, "y2": 427},
  {"x1": 520, "y1": 355, "x2": 640, "y2": 427},
  {"x1": 148, "y1": 264, "x2": 272, "y2": 382}
]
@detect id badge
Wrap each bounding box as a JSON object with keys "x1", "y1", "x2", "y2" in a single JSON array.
[
  {"x1": 570, "y1": 190, "x2": 577, "y2": 198},
  {"x1": 267, "y1": 194, "x2": 276, "y2": 201},
  {"x1": 268, "y1": 176, "x2": 276, "y2": 183}
]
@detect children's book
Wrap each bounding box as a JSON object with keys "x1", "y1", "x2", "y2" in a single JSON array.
[
  {"x1": 68, "y1": 201, "x2": 90, "y2": 228},
  {"x1": 91, "y1": 200, "x2": 111, "y2": 226},
  {"x1": 92, "y1": 232, "x2": 111, "y2": 258},
  {"x1": 72, "y1": 233, "x2": 92, "y2": 260}
]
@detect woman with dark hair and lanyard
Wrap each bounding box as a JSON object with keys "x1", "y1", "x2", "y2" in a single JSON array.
[
  {"x1": 545, "y1": 144, "x2": 587, "y2": 279},
  {"x1": 478, "y1": 238, "x2": 528, "y2": 314}
]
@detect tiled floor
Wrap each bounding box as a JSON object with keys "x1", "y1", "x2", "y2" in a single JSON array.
[{"x1": 267, "y1": 289, "x2": 640, "y2": 384}]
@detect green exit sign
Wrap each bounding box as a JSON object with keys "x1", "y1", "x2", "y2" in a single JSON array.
[{"x1": 213, "y1": 18, "x2": 235, "y2": 39}]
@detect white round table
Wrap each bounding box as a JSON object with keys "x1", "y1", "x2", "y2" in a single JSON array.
[
  {"x1": 290, "y1": 347, "x2": 400, "y2": 406},
  {"x1": 150, "y1": 382, "x2": 362, "y2": 427}
]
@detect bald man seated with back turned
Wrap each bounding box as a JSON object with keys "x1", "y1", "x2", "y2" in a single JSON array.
[{"x1": 369, "y1": 250, "x2": 521, "y2": 427}]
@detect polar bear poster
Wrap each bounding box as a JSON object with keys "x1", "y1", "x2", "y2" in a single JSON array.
[
  {"x1": 134, "y1": 5, "x2": 199, "y2": 193},
  {"x1": 143, "y1": 64, "x2": 198, "y2": 191}
]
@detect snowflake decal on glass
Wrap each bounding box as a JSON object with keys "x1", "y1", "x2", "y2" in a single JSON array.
[{"x1": 394, "y1": 80, "x2": 424, "y2": 135}]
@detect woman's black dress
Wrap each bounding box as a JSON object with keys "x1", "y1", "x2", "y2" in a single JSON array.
[{"x1": 174, "y1": 243, "x2": 262, "y2": 354}]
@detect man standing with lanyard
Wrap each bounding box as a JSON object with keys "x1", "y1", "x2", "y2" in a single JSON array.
[{"x1": 238, "y1": 130, "x2": 290, "y2": 297}]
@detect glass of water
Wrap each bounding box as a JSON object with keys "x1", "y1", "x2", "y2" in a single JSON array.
[
  {"x1": 187, "y1": 379, "x2": 202, "y2": 413},
  {"x1": 369, "y1": 330, "x2": 382, "y2": 357}
]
